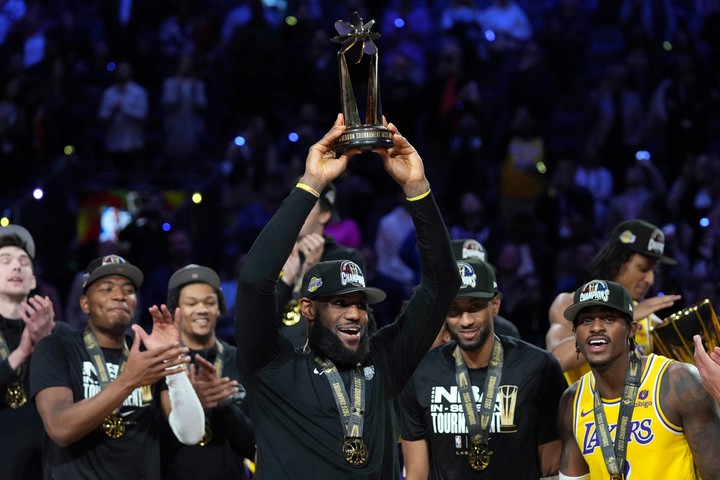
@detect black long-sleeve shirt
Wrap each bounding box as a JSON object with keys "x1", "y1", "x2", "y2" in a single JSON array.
[{"x1": 235, "y1": 187, "x2": 460, "y2": 479}]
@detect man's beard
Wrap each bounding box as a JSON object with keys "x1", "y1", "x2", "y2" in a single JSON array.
[
  {"x1": 308, "y1": 320, "x2": 370, "y2": 369},
  {"x1": 450, "y1": 324, "x2": 491, "y2": 352}
]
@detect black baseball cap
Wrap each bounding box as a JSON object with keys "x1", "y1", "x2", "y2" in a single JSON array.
[
  {"x1": 452, "y1": 239, "x2": 487, "y2": 262},
  {"x1": 302, "y1": 260, "x2": 385, "y2": 304},
  {"x1": 0, "y1": 224, "x2": 35, "y2": 259},
  {"x1": 456, "y1": 259, "x2": 498, "y2": 299},
  {"x1": 168, "y1": 264, "x2": 221, "y2": 292},
  {"x1": 611, "y1": 219, "x2": 677, "y2": 265},
  {"x1": 563, "y1": 279, "x2": 634, "y2": 324},
  {"x1": 82, "y1": 255, "x2": 143, "y2": 292}
]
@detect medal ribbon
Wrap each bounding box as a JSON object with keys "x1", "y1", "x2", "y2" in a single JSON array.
[
  {"x1": 0, "y1": 329, "x2": 27, "y2": 407},
  {"x1": 83, "y1": 327, "x2": 130, "y2": 416},
  {"x1": 305, "y1": 346, "x2": 366, "y2": 440},
  {"x1": 592, "y1": 353, "x2": 642, "y2": 479},
  {"x1": 454, "y1": 335, "x2": 503, "y2": 450}
]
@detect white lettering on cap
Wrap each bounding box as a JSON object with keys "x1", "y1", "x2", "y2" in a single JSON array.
[
  {"x1": 578, "y1": 280, "x2": 610, "y2": 303},
  {"x1": 340, "y1": 261, "x2": 365, "y2": 287}
]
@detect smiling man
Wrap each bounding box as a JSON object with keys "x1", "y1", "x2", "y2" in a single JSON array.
[
  {"x1": 0, "y1": 224, "x2": 67, "y2": 480},
  {"x1": 546, "y1": 219, "x2": 681, "y2": 385},
  {"x1": 162, "y1": 264, "x2": 254, "y2": 479},
  {"x1": 401, "y1": 259, "x2": 566, "y2": 479},
  {"x1": 234, "y1": 115, "x2": 460, "y2": 478},
  {"x1": 558, "y1": 279, "x2": 720, "y2": 480},
  {"x1": 29, "y1": 255, "x2": 204, "y2": 479}
]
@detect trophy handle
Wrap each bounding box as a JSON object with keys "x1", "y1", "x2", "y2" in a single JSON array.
[
  {"x1": 366, "y1": 53, "x2": 381, "y2": 125},
  {"x1": 338, "y1": 53, "x2": 362, "y2": 127}
]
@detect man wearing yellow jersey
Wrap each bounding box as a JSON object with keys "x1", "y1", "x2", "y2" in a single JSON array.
[
  {"x1": 546, "y1": 219, "x2": 680, "y2": 384},
  {"x1": 558, "y1": 279, "x2": 720, "y2": 480}
]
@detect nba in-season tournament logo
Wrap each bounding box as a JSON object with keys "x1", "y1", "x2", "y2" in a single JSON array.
[{"x1": 430, "y1": 385, "x2": 518, "y2": 435}]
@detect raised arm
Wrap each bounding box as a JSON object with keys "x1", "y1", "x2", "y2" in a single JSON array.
[
  {"x1": 661, "y1": 360, "x2": 720, "y2": 478},
  {"x1": 372, "y1": 122, "x2": 461, "y2": 389},
  {"x1": 235, "y1": 114, "x2": 359, "y2": 375},
  {"x1": 546, "y1": 292, "x2": 585, "y2": 372}
]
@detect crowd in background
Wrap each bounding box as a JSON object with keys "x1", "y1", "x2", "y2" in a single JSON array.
[{"x1": 2, "y1": 0, "x2": 720, "y2": 347}]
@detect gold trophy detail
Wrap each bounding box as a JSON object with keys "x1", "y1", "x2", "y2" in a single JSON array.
[{"x1": 331, "y1": 12, "x2": 394, "y2": 153}]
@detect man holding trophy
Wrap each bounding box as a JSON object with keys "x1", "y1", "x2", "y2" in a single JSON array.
[{"x1": 234, "y1": 14, "x2": 460, "y2": 477}]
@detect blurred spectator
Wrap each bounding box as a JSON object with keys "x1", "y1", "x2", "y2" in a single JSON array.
[
  {"x1": 97, "y1": 61, "x2": 148, "y2": 173},
  {"x1": 374, "y1": 196, "x2": 415, "y2": 296},
  {"x1": 605, "y1": 158, "x2": 668, "y2": 229},
  {"x1": 534, "y1": 158, "x2": 595, "y2": 249},
  {"x1": 573, "y1": 144, "x2": 614, "y2": 232},
  {"x1": 499, "y1": 105, "x2": 547, "y2": 222},
  {"x1": 585, "y1": 62, "x2": 646, "y2": 181},
  {"x1": 160, "y1": 54, "x2": 208, "y2": 167},
  {"x1": 667, "y1": 152, "x2": 720, "y2": 254},
  {"x1": 479, "y1": 0, "x2": 533, "y2": 57},
  {"x1": 647, "y1": 53, "x2": 710, "y2": 179},
  {"x1": 538, "y1": 0, "x2": 593, "y2": 92}
]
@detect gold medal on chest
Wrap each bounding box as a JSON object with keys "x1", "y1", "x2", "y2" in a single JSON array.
[
  {"x1": 102, "y1": 414, "x2": 125, "y2": 439},
  {"x1": 5, "y1": 381, "x2": 27, "y2": 409},
  {"x1": 468, "y1": 443, "x2": 492, "y2": 471},
  {"x1": 342, "y1": 437, "x2": 368, "y2": 466}
]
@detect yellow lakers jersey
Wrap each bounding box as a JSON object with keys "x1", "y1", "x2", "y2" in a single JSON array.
[{"x1": 572, "y1": 354, "x2": 698, "y2": 479}]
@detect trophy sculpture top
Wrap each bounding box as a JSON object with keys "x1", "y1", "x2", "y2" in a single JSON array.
[{"x1": 331, "y1": 12, "x2": 380, "y2": 63}]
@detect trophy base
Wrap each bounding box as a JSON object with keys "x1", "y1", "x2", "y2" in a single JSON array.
[{"x1": 334, "y1": 125, "x2": 394, "y2": 153}]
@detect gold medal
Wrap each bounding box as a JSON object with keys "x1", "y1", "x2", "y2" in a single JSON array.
[
  {"x1": 198, "y1": 422, "x2": 212, "y2": 446},
  {"x1": 102, "y1": 414, "x2": 125, "y2": 439},
  {"x1": 468, "y1": 443, "x2": 492, "y2": 471},
  {"x1": 342, "y1": 437, "x2": 368, "y2": 466},
  {"x1": 5, "y1": 381, "x2": 27, "y2": 409}
]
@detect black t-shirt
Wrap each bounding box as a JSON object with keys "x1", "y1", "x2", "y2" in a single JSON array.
[
  {"x1": 161, "y1": 339, "x2": 254, "y2": 480},
  {"x1": 235, "y1": 188, "x2": 460, "y2": 479},
  {"x1": 401, "y1": 336, "x2": 566, "y2": 479},
  {"x1": 29, "y1": 330, "x2": 165, "y2": 480},
  {"x1": 0, "y1": 317, "x2": 72, "y2": 480}
]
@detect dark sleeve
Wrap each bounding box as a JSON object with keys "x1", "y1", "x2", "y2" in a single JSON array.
[
  {"x1": 537, "y1": 353, "x2": 567, "y2": 445},
  {"x1": 28, "y1": 335, "x2": 72, "y2": 397},
  {"x1": 2, "y1": 322, "x2": 75, "y2": 390},
  {"x1": 235, "y1": 188, "x2": 317, "y2": 376},
  {"x1": 400, "y1": 373, "x2": 427, "y2": 441},
  {"x1": 0, "y1": 360, "x2": 14, "y2": 390},
  {"x1": 214, "y1": 345, "x2": 255, "y2": 458},
  {"x1": 372, "y1": 193, "x2": 461, "y2": 393}
]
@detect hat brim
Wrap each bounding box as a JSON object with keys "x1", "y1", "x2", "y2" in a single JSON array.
[
  {"x1": 456, "y1": 291, "x2": 495, "y2": 299},
  {"x1": 309, "y1": 286, "x2": 386, "y2": 304},
  {"x1": 639, "y1": 250, "x2": 677, "y2": 266},
  {"x1": 563, "y1": 300, "x2": 631, "y2": 323},
  {"x1": 0, "y1": 225, "x2": 35, "y2": 259},
  {"x1": 168, "y1": 266, "x2": 221, "y2": 292},
  {"x1": 83, "y1": 264, "x2": 144, "y2": 292}
]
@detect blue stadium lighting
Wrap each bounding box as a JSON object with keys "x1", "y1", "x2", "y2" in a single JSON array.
[
  {"x1": 288, "y1": 132, "x2": 299, "y2": 142},
  {"x1": 106, "y1": 62, "x2": 116, "y2": 72},
  {"x1": 394, "y1": 18, "x2": 405, "y2": 28},
  {"x1": 162, "y1": 223, "x2": 172, "y2": 232},
  {"x1": 234, "y1": 136, "x2": 246, "y2": 147},
  {"x1": 700, "y1": 217, "x2": 710, "y2": 228},
  {"x1": 484, "y1": 30, "x2": 496, "y2": 42},
  {"x1": 635, "y1": 150, "x2": 651, "y2": 161},
  {"x1": 33, "y1": 187, "x2": 44, "y2": 200}
]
